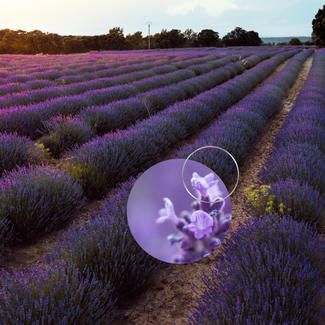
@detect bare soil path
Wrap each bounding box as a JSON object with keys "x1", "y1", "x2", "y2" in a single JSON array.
[{"x1": 112, "y1": 55, "x2": 313, "y2": 325}]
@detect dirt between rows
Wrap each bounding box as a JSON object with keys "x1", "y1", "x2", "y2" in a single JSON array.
[{"x1": 112, "y1": 55, "x2": 313, "y2": 325}]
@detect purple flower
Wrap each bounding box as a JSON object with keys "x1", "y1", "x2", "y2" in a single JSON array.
[
  {"x1": 185, "y1": 210, "x2": 214, "y2": 239},
  {"x1": 191, "y1": 172, "x2": 222, "y2": 202},
  {"x1": 156, "y1": 197, "x2": 178, "y2": 224}
]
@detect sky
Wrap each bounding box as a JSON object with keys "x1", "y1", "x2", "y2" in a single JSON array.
[{"x1": 0, "y1": 0, "x2": 323, "y2": 37}]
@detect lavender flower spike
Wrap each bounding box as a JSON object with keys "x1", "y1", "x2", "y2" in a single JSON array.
[
  {"x1": 156, "y1": 197, "x2": 178, "y2": 224},
  {"x1": 191, "y1": 172, "x2": 222, "y2": 201},
  {"x1": 185, "y1": 210, "x2": 214, "y2": 239},
  {"x1": 156, "y1": 172, "x2": 231, "y2": 263}
]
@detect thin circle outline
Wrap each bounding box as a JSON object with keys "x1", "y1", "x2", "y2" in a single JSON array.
[{"x1": 181, "y1": 145, "x2": 240, "y2": 204}]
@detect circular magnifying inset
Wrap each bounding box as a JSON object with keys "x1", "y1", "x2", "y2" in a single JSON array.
[{"x1": 127, "y1": 159, "x2": 232, "y2": 264}]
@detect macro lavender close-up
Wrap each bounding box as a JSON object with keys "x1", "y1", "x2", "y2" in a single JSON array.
[{"x1": 156, "y1": 172, "x2": 231, "y2": 263}]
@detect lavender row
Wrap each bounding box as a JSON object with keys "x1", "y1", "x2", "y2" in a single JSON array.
[
  {"x1": 0, "y1": 53, "x2": 215, "y2": 86},
  {"x1": 0, "y1": 53, "x2": 164, "y2": 82},
  {"x1": 0, "y1": 53, "x2": 208, "y2": 96},
  {"x1": 41, "y1": 54, "x2": 262, "y2": 157},
  {"x1": 0, "y1": 51, "x2": 132, "y2": 71},
  {"x1": 260, "y1": 49, "x2": 325, "y2": 230},
  {"x1": 0, "y1": 55, "x2": 235, "y2": 108},
  {"x1": 1, "y1": 52, "x2": 168, "y2": 75},
  {"x1": 66, "y1": 50, "x2": 297, "y2": 198},
  {"x1": 0, "y1": 48, "x2": 280, "y2": 93},
  {"x1": 0, "y1": 54, "x2": 131, "y2": 75},
  {"x1": 188, "y1": 214, "x2": 324, "y2": 324},
  {"x1": 0, "y1": 51, "x2": 205, "y2": 75},
  {"x1": 0, "y1": 55, "x2": 249, "y2": 139},
  {"x1": 0, "y1": 53, "x2": 178, "y2": 84},
  {"x1": 0, "y1": 54, "x2": 175, "y2": 85},
  {"x1": 0, "y1": 54, "x2": 193, "y2": 96}
]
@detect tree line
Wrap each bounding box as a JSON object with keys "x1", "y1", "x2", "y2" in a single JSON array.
[
  {"x1": 1, "y1": 3, "x2": 324, "y2": 55},
  {"x1": 0, "y1": 27, "x2": 263, "y2": 54}
]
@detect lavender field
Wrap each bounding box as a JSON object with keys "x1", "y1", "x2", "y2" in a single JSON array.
[{"x1": 0, "y1": 46, "x2": 324, "y2": 324}]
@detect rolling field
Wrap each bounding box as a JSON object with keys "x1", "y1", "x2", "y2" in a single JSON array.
[{"x1": 0, "y1": 46, "x2": 324, "y2": 324}]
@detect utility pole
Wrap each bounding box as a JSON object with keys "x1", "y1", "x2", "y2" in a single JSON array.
[{"x1": 146, "y1": 21, "x2": 152, "y2": 49}]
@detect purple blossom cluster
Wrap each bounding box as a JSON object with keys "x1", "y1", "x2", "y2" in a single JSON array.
[
  {"x1": 188, "y1": 215, "x2": 325, "y2": 324},
  {"x1": 260, "y1": 48, "x2": 325, "y2": 229},
  {"x1": 68, "y1": 50, "x2": 296, "y2": 198},
  {"x1": 156, "y1": 172, "x2": 231, "y2": 263}
]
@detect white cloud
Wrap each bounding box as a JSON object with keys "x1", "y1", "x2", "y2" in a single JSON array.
[
  {"x1": 233, "y1": 0, "x2": 302, "y2": 12},
  {"x1": 166, "y1": 0, "x2": 239, "y2": 16},
  {"x1": 165, "y1": 0, "x2": 303, "y2": 16}
]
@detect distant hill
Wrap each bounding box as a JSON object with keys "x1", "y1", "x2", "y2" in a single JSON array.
[{"x1": 262, "y1": 36, "x2": 311, "y2": 44}]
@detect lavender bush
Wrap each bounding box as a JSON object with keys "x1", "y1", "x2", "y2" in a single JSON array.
[
  {"x1": 261, "y1": 143, "x2": 325, "y2": 193},
  {"x1": 40, "y1": 115, "x2": 95, "y2": 158},
  {"x1": 0, "y1": 166, "x2": 84, "y2": 243},
  {"x1": 269, "y1": 178, "x2": 324, "y2": 229},
  {"x1": 0, "y1": 132, "x2": 44, "y2": 176},
  {"x1": 0, "y1": 261, "x2": 116, "y2": 324},
  {"x1": 189, "y1": 215, "x2": 325, "y2": 324}
]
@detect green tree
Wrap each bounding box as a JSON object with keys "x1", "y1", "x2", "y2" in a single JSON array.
[
  {"x1": 154, "y1": 29, "x2": 185, "y2": 48},
  {"x1": 106, "y1": 27, "x2": 128, "y2": 50},
  {"x1": 312, "y1": 5, "x2": 325, "y2": 46},
  {"x1": 223, "y1": 27, "x2": 261, "y2": 46},
  {"x1": 167, "y1": 29, "x2": 185, "y2": 48},
  {"x1": 183, "y1": 28, "x2": 198, "y2": 47},
  {"x1": 197, "y1": 29, "x2": 219, "y2": 47},
  {"x1": 289, "y1": 38, "x2": 302, "y2": 45},
  {"x1": 246, "y1": 31, "x2": 262, "y2": 46},
  {"x1": 126, "y1": 31, "x2": 144, "y2": 49}
]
